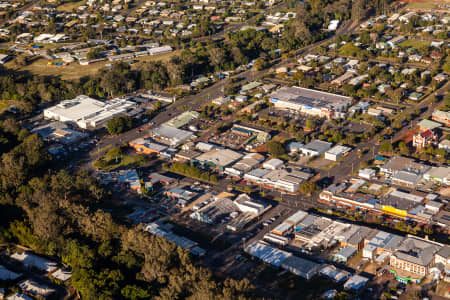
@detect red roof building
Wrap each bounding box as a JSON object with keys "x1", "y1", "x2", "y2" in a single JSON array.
[{"x1": 413, "y1": 129, "x2": 437, "y2": 149}]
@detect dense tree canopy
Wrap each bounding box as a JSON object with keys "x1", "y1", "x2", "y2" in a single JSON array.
[
  {"x1": 107, "y1": 115, "x2": 133, "y2": 135},
  {"x1": 266, "y1": 140, "x2": 286, "y2": 157}
]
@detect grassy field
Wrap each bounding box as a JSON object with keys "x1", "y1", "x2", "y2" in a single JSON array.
[
  {"x1": 404, "y1": 0, "x2": 446, "y2": 10},
  {"x1": 6, "y1": 58, "x2": 109, "y2": 80},
  {"x1": 5, "y1": 50, "x2": 179, "y2": 80},
  {"x1": 398, "y1": 39, "x2": 430, "y2": 49},
  {"x1": 56, "y1": 0, "x2": 86, "y2": 12},
  {"x1": 93, "y1": 154, "x2": 147, "y2": 171}
]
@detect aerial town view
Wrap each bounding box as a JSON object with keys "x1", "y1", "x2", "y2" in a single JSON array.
[{"x1": 0, "y1": 0, "x2": 448, "y2": 299}]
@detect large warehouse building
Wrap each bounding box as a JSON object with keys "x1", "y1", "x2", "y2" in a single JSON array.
[
  {"x1": 44, "y1": 95, "x2": 136, "y2": 129},
  {"x1": 269, "y1": 86, "x2": 352, "y2": 119}
]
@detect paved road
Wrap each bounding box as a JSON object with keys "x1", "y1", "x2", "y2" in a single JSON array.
[
  {"x1": 82, "y1": 20, "x2": 362, "y2": 168},
  {"x1": 323, "y1": 81, "x2": 450, "y2": 183}
]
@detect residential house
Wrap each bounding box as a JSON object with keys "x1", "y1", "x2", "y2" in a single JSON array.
[{"x1": 433, "y1": 73, "x2": 448, "y2": 83}]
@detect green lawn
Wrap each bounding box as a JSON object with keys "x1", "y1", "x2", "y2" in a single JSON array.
[
  {"x1": 93, "y1": 154, "x2": 147, "y2": 171},
  {"x1": 399, "y1": 39, "x2": 430, "y2": 49}
]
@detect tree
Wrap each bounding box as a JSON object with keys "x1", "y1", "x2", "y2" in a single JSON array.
[
  {"x1": 379, "y1": 142, "x2": 393, "y2": 153},
  {"x1": 253, "y1": 58, "x2": 268, "y2": 71},
  {"x1": 266, "y1": 140, "x2": 286, "y2": 157},
  {"x1": 388, "y1": 88, "x2": 403, "y2": 104},
  {"x1": 153, "y1": 101, "x2": 162, "y2": 111},
  {"x1": 121, "y1": 285, "x2": 150, "y2": 300},
  {"x1": 231, "y1": 47, "x2": 248, "y2": 66},
  {"x1": 305, "y1": 119, "x2": 315, "y2": 130},
  {"x1": 296, "y1": 131, "x2": 306, "y2": 143},
  {"x1": 385, "y1": 127, "x2": 393, "y2": 136},
  {"x1": 351, "y1": 0, "x2": 366, "y2": 21},
  {"x1": 106, "y1": 115, "x2": 133, "y2": 135},
  {"x1": 391, "y1": 119, "x2": 403, "y2": 130},
  {"x1": 339, "y1": 43, "x2": 362, "y2": 57},
  {"x1": 299, "y1": 181, "x2": 318, "y2": 195},
  {"x1": 293, "y1": 71, "x2": 304, "y2": 83},
  {"x1": 208, "y1": 47, "x2": 226, "y2": 71},
  {"x1": 398, "y1": 141, "x2": 410, "y2": 156},
  {"x1": 106, "y1": 147, "x2": 122, "y2": 162},
  {"x1": 87, "y1": 47, "x2": 102, "y2": 60},
  {"x1": 166, "y1": 57, "x2": 184, "y2": 86}
]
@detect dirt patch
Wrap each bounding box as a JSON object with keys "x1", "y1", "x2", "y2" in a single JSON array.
[
  {"x1": 399, "y1": 128, "x2": 415, "y2": 144},
  {"x1": 438, "y1": 187, "x2": 450, "y2": 197},
  {"x1": 308, "y1": 156, "x2": 336, "y2": 170}
]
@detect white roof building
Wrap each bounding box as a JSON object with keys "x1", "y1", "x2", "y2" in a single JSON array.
[
  {"x1": 423, "y1": 167, "x2": 450, "y2": 185},
  {"x1": 234, "y1": 194, "x2": 266, "y2": 214},
  {"x1": 281, "y1": 256, "x2": 322, "y2": 279},
  {"x1": 10, "y1": 252, "x2": 58, "y2": 272},
  {"x1": 150, "y1": 125, "x2": 194, "y2": 147},
  {"x1": 7, "y1": 294, "x2": 33, "y2": 300},
  {"x1": 328, "y1": 20, "x2": 339, "y2": 31},
  {"x1": 245, "y1": 241, "x2": 292, "y2": 267},
  {"x1": 359, "y1": 168, "x2": 376, "y2": 180},
  {"x1": 269, "y1": 86, "x2": 352, "y2": 119},
  {"x1": 195, "y1": 149, "x2": 243, "y2": 169},
  {"x1": 343, "y1": 274, "x2": 369, "y2": 290},
  {"x1": 51, "y1": 269, "x2": 72, "y2": 281},
  {"x1": 18, "y1": 280, "x2": 56, "y2": 297},
  {"x1": 324, "y1": 145, "x2": 351, "y2": 161},
  {"x1": 262, "y1": 158, "x2": 284, "y2": 170},
  {"x1": 44, "y1": 95, "x2": 136, "y2": 129},
  {"x1": 300, "y1": 140, "x2": 333, "y2": 157}
]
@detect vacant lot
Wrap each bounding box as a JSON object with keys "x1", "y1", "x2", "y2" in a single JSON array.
[
  {"x1": 403, "y1": 0, "x2": 448, "y2": 9},
  {"x1": 5, "y1": 51, "x2": 178, "y2": 80},
  {"x1": 399, "y1": 39, "x2": 430, "y2": 49},
  {"x1": 9, "y1": 58, "x2": 109, "y2": 80},
  {"x1": 56, "y1": 0, "x2": 86, "y2": 12}
]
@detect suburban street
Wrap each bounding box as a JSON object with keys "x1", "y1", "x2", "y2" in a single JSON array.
[
  {"x1": 85, "y1": 20, "x2": 362, "y2": 168},
  {"x1": 323, "y1": 81, "x2": 450, "y2": 182}
]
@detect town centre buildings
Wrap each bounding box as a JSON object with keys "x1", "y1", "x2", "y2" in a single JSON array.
[{"x1": 269, "y1": 86, "x2": 352, "y2": 119}]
